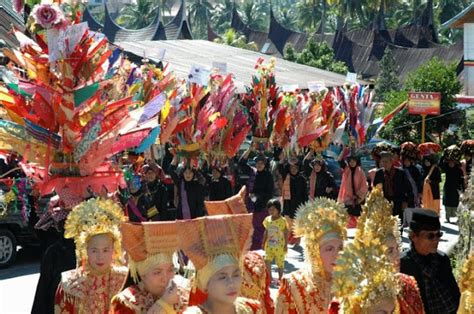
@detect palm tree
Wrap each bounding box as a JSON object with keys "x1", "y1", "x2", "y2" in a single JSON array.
[
  {"x1": 296, "y1": 0, "x2": 321, "y2": 32},
  {"x1": 214, "y1": 28, "x2": 258, "y2": 51},
  {"x1": 210, "y1": 0, "x2": 233, "y2": 34},
  {"x1": 117, "y1": 0, "x2": 159, "y2": 29},
  {"x1": 238, "y1": 0, "x2": 268, "y2": 32},
  {"x1": 187, "y1": 0, "x2": 214, "y2": 39},
  {"x1": 275, "y1": 7, "x2": 298, "y2": 31}
]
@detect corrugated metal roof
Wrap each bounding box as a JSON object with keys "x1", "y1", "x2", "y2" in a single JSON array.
[{"x1": 115, "y1": 39, "x2": 358, "y2": 92}]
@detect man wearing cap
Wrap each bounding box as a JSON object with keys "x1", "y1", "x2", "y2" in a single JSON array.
[
  {"x1": 400, "y1": 209, "x2": 460, "y2": 313},
  {"x1": 374, "y1": 151, "x2": 414, "y2": 224}
]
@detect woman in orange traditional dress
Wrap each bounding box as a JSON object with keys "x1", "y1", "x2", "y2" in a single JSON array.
[
  {"x1": 331, "y1": 229, "x2": 400, "y2": 314},
  {"x1": 110, "y1": 221, "x2": 189, "y2": 313},
  {"x1": 177, "y1": 214, "x2": 262, "y2": 313},
  {"x1": 356, "y1": 186, "x2": 424, "y2": 314},
  {"x1": 54, "y1": 198, "x2": 128, "y2": 314},
  {"x1": 275, "y1": 197, "x2": 348, "y2": 313}
]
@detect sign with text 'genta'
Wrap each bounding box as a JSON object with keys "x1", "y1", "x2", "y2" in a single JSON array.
[{"x1": 408, "y1": 92, "x2": 441, "y2": 115}]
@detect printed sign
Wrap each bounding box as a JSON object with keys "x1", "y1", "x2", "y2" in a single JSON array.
[
  {"x1": 307, "y1": 81, "x2": 326, "y2": 92},
  {"x1": 212, "y1": 61, "x2": 227, "y2": 74},
  {"x1": 189, "y1": 65, "x2": 211, "y2": 86},
  {"x1": 408, "y1": 92, "x2": 441, "y2": 115},
  {"x1": 345, "y1": 72, "x2": 357, "y2": 83}
]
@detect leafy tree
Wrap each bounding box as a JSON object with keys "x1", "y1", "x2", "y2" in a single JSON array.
[
  {"x1": 210, "y1": 0, "x2": 233, "y2": 34},
  {"x1": 374, "y1": 47, "x2": 399, "y2": 102},
  {"x1": 187, "y1": 0, "x2": 213, "y2": 39},
  {"x1": 296, "y1": 0, "x2": 321, "y2": 32},
  {"x1": 238, "y1": 0, "x2": 268, "y2": 32},
  {"x1": 117, "y1": 0, "x2": 159, "y2": 29},
  {"x1": 283, "y1": 39, "x2": 348, "y2": 74},
  {"x1": 274, "y1": 7, "x2": 298, "y2": 31},
  {"x1": 380, "y1": 58, "x2": 463, "y2": 143},
  {"x1": 214, "y1": 28, "x2": 258, "y2": 51}
]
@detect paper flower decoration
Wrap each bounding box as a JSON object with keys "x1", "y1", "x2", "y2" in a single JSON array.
[{"x1": 31, "y1": 3, "x2": 65, "y2": 28}]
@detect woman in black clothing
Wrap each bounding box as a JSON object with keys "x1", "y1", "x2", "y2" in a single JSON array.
[
  {"x1": 142, "y1": 163, "x2": 169, "y2": 221},
  {"x1": 304, "y1": 158, "x2": 336, "y2": 200},
  {"x1": 207, "y1": 165, "x2": 233, "y2": 201},
  {"x1": 440, "y1": 155, "x2": 465, "y2": 223},
  {"x1": 169, "y1": 156, "x2": 206, "y2": 219},
  {"x1": 239, "y1": 149, "x2": 274, "y2": 250},
  {"x1": 125, "y1": 175, "x2": 159, "y2": 222}
]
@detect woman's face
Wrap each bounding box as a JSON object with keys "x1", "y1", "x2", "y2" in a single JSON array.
[
  {"x1": 142, "y1": 262, "x2": 175, "y2": 298},
  {"x1": 424, "y1": 159, "x2": 431, "y2": 167},
  {"x1": 206, "y1": 265, "x2": 242, "y2": 305},
  {"x1": 183, "y1": 168, "x2": 194, "y2": 182},
  {"x1": 145, "y1": 170, "x2": 157, "y2": 183},
  {"x1": 87, "y1": 233, "x2": 114, "y2": 273},
  {"x1": 211, "y1": 168, "x2": 222, "y2": 179},
  {"x1": 348, "y1": 159, "x2": 357, "y2": 168},
  {"x1": 385, "y1": 237, "x2": 400, "y2": 272},
  {"x1": 313, "y1": 164, "x2": 322, "y2": 173},
  {"x1": 289, "y1": 164, "x2": 299, "y2": 175},
  {"x1": 367, "y1": 297, "x2": 396, "y2": 314},
  {"x1": 319, "y1": 238, "x2": 343, "y2": 275}
]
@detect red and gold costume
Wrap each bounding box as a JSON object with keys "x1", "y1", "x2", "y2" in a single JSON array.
[
  {"x1": 54, "y1": 198, "x2": 127, "y2": 314},
  {"x1": 397, "y1": 273, "x2": 425, "y2": 314},
  {"x1": 177, "y1": 214, "x2": 261, "y2": 314},
  {"x1": 242, "y1": 251, "x2": 274, "y2": 314},
  {"x1": 185, "y1": 297, "x2": 261, "y2": 314},
  {"x1": 347, "y1": 186, "x2": 424, "y2": 314},
  {"x1": 55, "y1": 266, "x2": 127, "y2": 313},
  {"x1": 275, "y1": 198, "x2": 348, "y2": 313},
  {"x1": 110, "y1": 221, "x2": 188, "y2": 313},
  {"x1": 457, "y1": 254, "x2": 474, "y2": 314}
]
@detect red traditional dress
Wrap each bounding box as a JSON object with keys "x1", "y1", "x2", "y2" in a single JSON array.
[
  {"x1": 54, "y1": 265, "x2": 127, "y2": 314},
  {"x1": 110, "y1": 278, "x2": 189, "y2": 314},
  {"x1": 397, "y1": 273, "x2": 425, "y2": 314},
  {"x1": 242, "y1": 252, "x2": 274, "y2": 314},
  {"x1": 276, "y1": 269, "x2": 332, "y2": 314},
  {"x1": 184, "y1": 297, "x2": 262, "y2": 314}
]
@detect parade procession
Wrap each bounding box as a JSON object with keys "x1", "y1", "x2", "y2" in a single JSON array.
[{"x1": 0, "y1": 1, "x2": 473, "y2": 314}]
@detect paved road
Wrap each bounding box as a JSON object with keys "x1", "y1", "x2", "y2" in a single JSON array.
[{"x1": 0, "y1": 211, "x2": 459, "y2": 314}]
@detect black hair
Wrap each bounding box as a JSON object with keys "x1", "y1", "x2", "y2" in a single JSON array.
[{"x1": 266, "y1": 198, "x2": 282, "y2": 212}]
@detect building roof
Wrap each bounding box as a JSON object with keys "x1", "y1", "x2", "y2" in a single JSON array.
[
  {"x1": 442, "y1": 2, "x2": 474, "y2": 29},
  {"x1": 115, "y1": 40, "x2": 358, "y2": 92},
  {"x1": 81, "y1": 0, "x2": 192, "y2": 42},
  {"x1": 0, "y1": 0, "x2": 25, "y2": 48}
]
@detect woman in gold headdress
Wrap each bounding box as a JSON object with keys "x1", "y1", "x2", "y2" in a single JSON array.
[
  {"x1": 331, "y1": 235, "x2": 400, "y2": 313},
  {"x1": 355, "y1": 186, "x2": 424, "y2": 314},
  {"x1": 54, "y1": 198, "x2": 128, "y2": 313},
  {"x1": 110, "y1": 221, "x2": 189, "y2": 313},
  {"x1": 177, "y1": 214, "x2": 262, "y2": 313},
  {"x1": 275, "y1": 198, "x2": 348, "y2": 313},
  {"x1": 457, "y1": 254, "x2": 474, "y2": 314}
]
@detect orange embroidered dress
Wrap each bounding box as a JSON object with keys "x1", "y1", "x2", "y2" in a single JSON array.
[
  {"x1": 242, "y1": 251, "x2": 274, "y2": 314},
  {"x1": 54, "y1": 265, "x2": 127, "y2": 314},
  {"x1": 110, "y1": 279, "x2": 189, "y2": 314},
  {"x1": 184, "y1": 297, "x2": 262, "y2": 314},
  {"x1": 397, "y1": 273, "x2": 425, "y2": 314},
  {"x1": 276, "y1": 269, "x2": 332, "y2": 314}
]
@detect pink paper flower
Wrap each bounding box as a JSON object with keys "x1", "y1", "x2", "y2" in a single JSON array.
[
  {"x1": 31, "y1": 3, "x2": 65, "y2": 28},
  {"x1": 13, "y1": 0, "x2": 24, "y2": 14}
]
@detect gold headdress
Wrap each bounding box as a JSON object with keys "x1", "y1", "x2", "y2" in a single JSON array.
[
  {"x1": 176, "y1": 214, "x2": 253, "y2": 290},
  {"x1": 294, "y1": 198, "x2": 348, "y2": 274},
  {"x1": 64, "y1": 198, "x2": 126, "y2": 266},
  {"x1": 458, "y1": 254, "x2": 474, "y2": 314},
  {"x1": 355, "y1": 185, "x2": 400, "y2": 247},
  {"x1": 121, "y1": 221, "x2": 178, "y2": 282},
  {"x1": 332, "y1": 237, "x2": 400, "y2": 313}
]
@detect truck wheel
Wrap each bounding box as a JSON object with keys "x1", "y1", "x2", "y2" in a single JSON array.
[{"x1": 0, "y1": 229, "x2": 17, "y2": 268}]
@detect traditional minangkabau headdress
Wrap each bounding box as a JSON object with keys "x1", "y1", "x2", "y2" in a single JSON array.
[
  {"x1": 120, "y1": 221, "x2": 178, "y2": 282},
  {"x1": 176, "y1": 214, "x2": 253, "y2": 291},
  {"x1": 332, "y1": 236, "x2": 400, "y2": 312},
  {"x1": 355, "y1": 185, "x2": 401, "y2": 248},
  {"x1": 294, "y1": 198, "x2": 347, "y2": 275},
  {"x1": 443, "y1": 144, "x2": 462, "y2": 162},
  {"x1": 64, "y1": 198, "x2": 126, "y2": 267},
  {"x1": 460, "y1": 140, "x2": 474, "y2": 156},
  {"x1": 458, "y1": 253, "x2": 474, "y2": 314},
  {"x1": 204, "y1": 186, "x2": 248, "y2": 216},
  {"x1": 400, "y1": 141, "x2": 418, "y2": 161}
]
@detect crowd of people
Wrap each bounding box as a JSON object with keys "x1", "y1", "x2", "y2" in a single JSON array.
[{"x1": 25, "y1": 138, "x2": 473, "y2": 314}]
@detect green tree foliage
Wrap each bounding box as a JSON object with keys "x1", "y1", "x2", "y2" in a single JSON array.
[
  {"x1": 213, "y1": 29, "x2": 258, "y2": 51},
  {"x1": 283, "y1": 39, "x2": 348, "y2": 74},
  {"x1": 187, "y1": 0, "x2": 213, "y2": 39},
  {"x1": 238, "y1": 0, "x2": 269, "y2": 32},
  {"x1": 117, "y1": 0, "x2": 159, "y2": 29},
  {"x1": 380, "y1": 58, "x2": 463, "y2": 144},
  {"x1": 374, "y1": 47, "x2": 399, "y2": 102}
]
